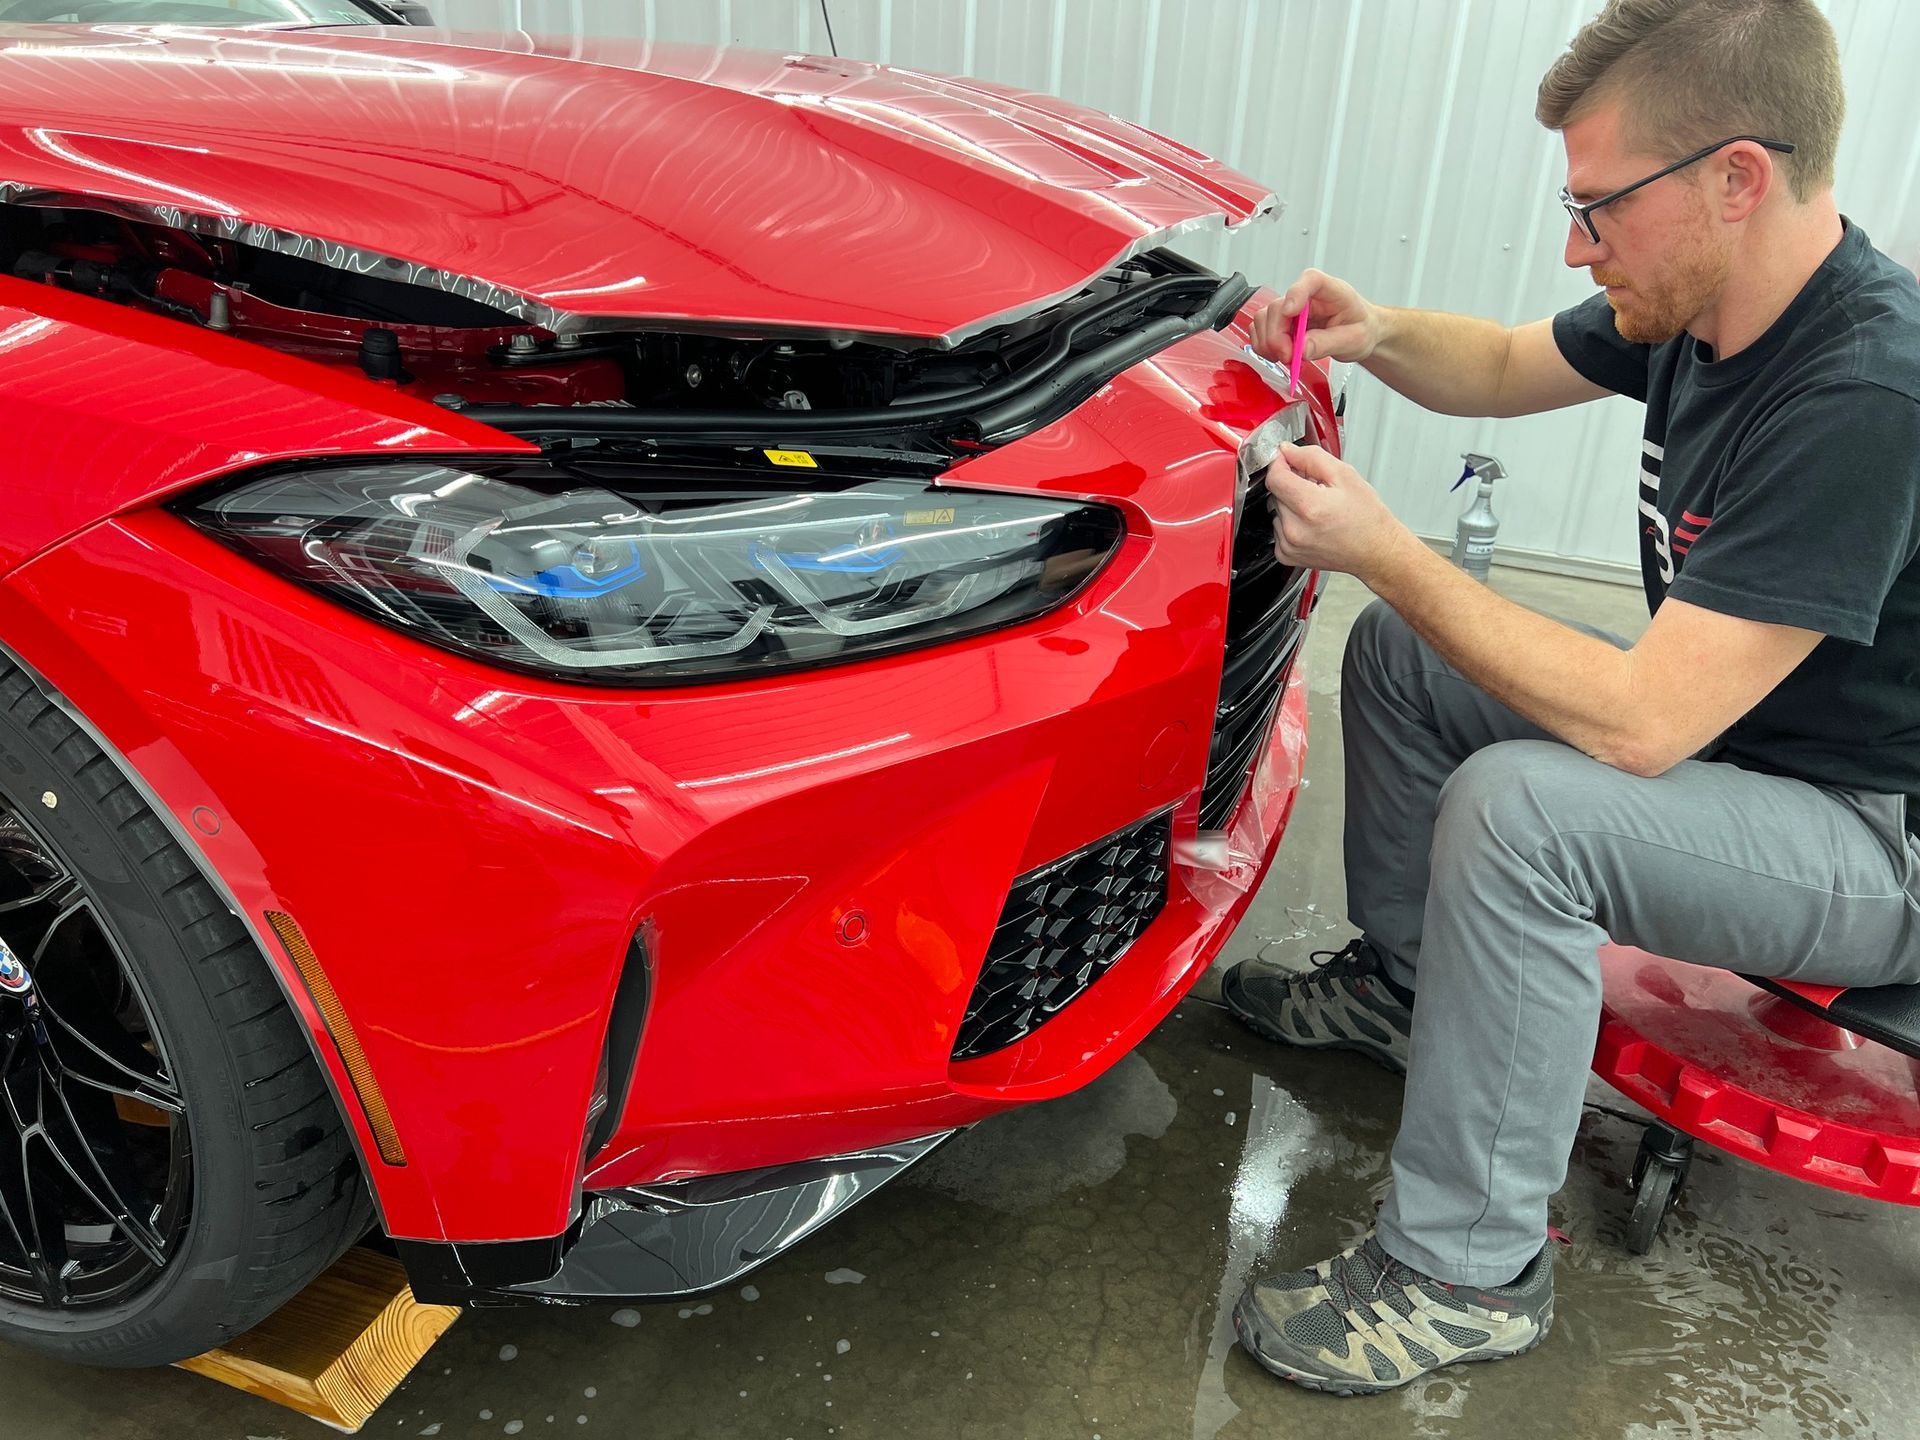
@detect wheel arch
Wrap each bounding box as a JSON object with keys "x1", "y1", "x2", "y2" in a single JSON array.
[{"x1": 0, "y1": 630, "x2": 398, "y2": 1233}]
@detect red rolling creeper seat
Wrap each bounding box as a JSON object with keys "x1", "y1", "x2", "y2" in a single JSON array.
[{"x1": 1592, "y1": 943, "x2": 1920, "y2": 1253}]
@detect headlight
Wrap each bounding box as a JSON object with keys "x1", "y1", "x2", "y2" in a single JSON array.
[{"x1": 178, "y1": 459, "x2": 1124, "y2": 684}]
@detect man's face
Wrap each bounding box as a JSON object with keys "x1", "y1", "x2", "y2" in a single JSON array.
[{"x1": 1562, "y1": 105, "x2": 1733, "y2": 344}]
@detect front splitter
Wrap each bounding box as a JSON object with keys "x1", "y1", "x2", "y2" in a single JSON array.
[{"x1": 402, "y1": 1131, "x2": 953, "y2": 1305}]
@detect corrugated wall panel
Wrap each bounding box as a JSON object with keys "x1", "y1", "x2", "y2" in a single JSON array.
[{"x1": 435, "y1": 0, "x2": 1920, "y2": 572}]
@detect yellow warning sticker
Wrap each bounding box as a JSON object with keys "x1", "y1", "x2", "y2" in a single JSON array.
[
  {"x1": 763, "y1": 449, "x2": 818, "y2": 468},
  {"x1": 904, "y1": 508, "x2": 957, "y2": 525}
]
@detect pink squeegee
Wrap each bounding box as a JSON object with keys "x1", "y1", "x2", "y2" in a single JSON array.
[{"x1": 1288, "y1": 305, "x2": 1309, "y2": 397}]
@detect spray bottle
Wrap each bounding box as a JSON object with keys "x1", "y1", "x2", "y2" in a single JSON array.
[{"x1": 1449, "y1": 452, "x2": 1505, "y2": 581}]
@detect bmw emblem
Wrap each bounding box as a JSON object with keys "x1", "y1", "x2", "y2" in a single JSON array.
[{"x1": 0, "y1": 943, "x2": 30, "y2": 996}]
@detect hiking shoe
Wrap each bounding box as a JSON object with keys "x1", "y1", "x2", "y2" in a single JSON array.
[
  {"x1": 1233, "y1": 1232, "x2": 1554, "y2": 1396},
  {"x1": 1219, "y1": 938, "x2": 1413, "y2": 1074}
]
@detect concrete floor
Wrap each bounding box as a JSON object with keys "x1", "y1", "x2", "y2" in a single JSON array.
[{"x1": 8, "y1": 568, "x2": 1918, "y2": 1439}]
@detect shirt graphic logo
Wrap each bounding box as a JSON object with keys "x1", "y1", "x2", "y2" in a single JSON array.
[
  {"x1": 1672, "y1": 508, "x2": 1713, "y2": 556},
  {"x1": 1639, "y1": 439, "x2": 1673, "y2": 584}
]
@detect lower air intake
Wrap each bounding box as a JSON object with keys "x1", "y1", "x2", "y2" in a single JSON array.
[{"x1": 953, "y1": 812, "x2": 1172, "y2": 1060}]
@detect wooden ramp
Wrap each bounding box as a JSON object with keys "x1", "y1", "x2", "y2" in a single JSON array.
[{"x1": 176, "y1": 1247, "x2": 460, "y2": 1432}]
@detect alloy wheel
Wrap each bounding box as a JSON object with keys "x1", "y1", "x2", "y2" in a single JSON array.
[{"x1": 0, "y1": 804, "x2": 191, "y2": 1308}]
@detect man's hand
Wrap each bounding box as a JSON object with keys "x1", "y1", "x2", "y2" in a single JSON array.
[
  {"x1": 1265, "y1": 441, "x2": 1418, "y2": 583},
  {"x1": 1248, "y1": 269, "x2": 1381, "y2": 367}
]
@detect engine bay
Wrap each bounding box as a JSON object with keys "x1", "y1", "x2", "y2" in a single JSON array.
[{"x1": 5, "y1": 205, "x2": 1146, "y2": 406}]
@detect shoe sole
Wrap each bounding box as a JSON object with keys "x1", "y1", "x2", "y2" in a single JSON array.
[
  {"x1": 1231, "y1": 1294, "x2": 1553, "y2": 1397},
  {"x1": 1219, "y1": 970, "x2": 1408, "y2": 1077}
]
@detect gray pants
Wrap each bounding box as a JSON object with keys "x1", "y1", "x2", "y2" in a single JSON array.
[{"x1": 1343, "y1": 600, "x2": 1920, "y2": 1285}]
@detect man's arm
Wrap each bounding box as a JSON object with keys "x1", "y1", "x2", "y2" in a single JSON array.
[
  {"x1": 1364, "y1": 536, "x2": 1818, "y2": 775},
  {"x1": 1248, "y1": 271, "x2": 1610, "y2": 419},
  {"x1": 1364, "y1": 313, "x2": 1610, "y2": 419},
  {"x1": 1266, "y1": 445, "x2": 1822, "y2": 776}
]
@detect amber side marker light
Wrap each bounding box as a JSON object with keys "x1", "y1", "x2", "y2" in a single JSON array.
[{"x1": 265, "y1": 910, "x2": 408, "y2": 1166}]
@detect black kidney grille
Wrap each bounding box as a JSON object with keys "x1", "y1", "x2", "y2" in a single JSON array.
[
  {"x1": 1198, "y1": 471, "x2": 1311, "y2": 831},
  {"x1": 953, "y1": 812, "x2": 1173, "y2": 1061}
]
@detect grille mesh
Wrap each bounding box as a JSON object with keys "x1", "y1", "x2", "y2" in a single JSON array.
[
  {"x1": 952, "y1": 812, "x2": 1172, "y2": 1060},
  {"x1": 1198, "y1": 465, "x2": 1312, "y2": 831}
]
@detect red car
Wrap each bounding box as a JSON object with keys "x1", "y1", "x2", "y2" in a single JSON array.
[{"x1": 0, "y1": 7, "x2": 1332, "y2": 1365}]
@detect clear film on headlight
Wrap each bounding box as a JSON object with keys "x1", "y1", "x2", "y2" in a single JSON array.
[{"x1": 180, "y1": 461, "x2": 1124, "y2": 684}]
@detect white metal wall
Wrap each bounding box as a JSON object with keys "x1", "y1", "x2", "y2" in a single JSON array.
[{"x1": 435, "y1": 0, "x2": 1920, "y2": 574}]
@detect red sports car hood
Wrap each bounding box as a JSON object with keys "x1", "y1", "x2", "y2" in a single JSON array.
[{"x1": 0, "y1": 25, "x2": 1275, "y2": 343}]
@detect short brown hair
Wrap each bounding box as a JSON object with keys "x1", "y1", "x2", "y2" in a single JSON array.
[{"x1": 1536, "y1": 0, "x2": 1843, "y2": 202}]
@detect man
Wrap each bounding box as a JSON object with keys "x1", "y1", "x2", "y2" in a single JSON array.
[{"x1": 1223, "y1": 0, "x2": 1920, "y2": 1397}]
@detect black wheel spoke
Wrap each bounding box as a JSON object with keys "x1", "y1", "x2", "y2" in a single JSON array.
[
  {"x1": 0, "y1": 876, "x2": 83, "y2": 936},
  {"x1": 0, "y1": 798, "x2": 189, "y2": 1309},
  {"x1": 0, "y1": 1169, "x2": 67, "y2": 1308},
  {"x1": 45, "y1": 1052, "x2": 185, "y2": 1117},
  {"x1": 29, "y1": 899, "x2": 183, "y2": 1114},
  {"x1": 31, "y1": 1066, "x2": 169, "y2": 1269},
  {"x1": 0, "y1": 1117, "x2": 40, "y2": 1277},
  {"x1": 0, "y1": 1078, "x2": 67, "y2": 1305},
  {"x1": 30, "y1": 893, "x2": 106, "y2": 974},
  {"x1": 37, "y1": 1003, "x2": 184, "y2": 1116},
  {"x1": 0, "y1": 811, "x2": 70, "y2": 917}
]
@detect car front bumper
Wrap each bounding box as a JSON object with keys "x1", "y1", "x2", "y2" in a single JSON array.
[{"x1": 0, "y1": 316, "x2": 1330, "y2": 1260}]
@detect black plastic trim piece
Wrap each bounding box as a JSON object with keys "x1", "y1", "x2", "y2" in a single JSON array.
[
  {"x1": 469, "y1": 272, "x2": 1252, "y2": 450},
  {"x1": 1198, "y1": 448, "x2": 1313, "y2": 831},
  {"x1": 396, "y1": 1230, "x2": 578, "y2": 1306},
  {"x1": 954, "y1": 810, "x2": 1173, "y2": 1059},
  {"x1": 969, "y1": 273, "x2": 1253, "y2": 442},
  {"x1": 585, "y1": 927, "x2": 653, "y2": 1159}
]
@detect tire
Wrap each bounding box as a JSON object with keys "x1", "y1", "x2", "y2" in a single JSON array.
[{"x1": 0, "y1": 659, "x2": 369, "y2": 1366}]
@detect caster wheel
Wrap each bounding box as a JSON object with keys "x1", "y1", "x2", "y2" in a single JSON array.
[
  {"x1": 1627, "y1": 1159, "x2": 1679, "y2": 1254},
  {"x1": 1626, "y1": 1124, "x2": 1693, "y2": 1255}
]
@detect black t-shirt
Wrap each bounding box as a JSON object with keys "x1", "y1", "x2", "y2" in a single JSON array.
[{"x1": 1552, "y1": 219, "x2": 1920, "y2": 815}]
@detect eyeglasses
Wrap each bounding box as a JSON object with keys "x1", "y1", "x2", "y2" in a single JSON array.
[{"x1": 1559, "y1": 135, "x2": 1795, "y2": 244}]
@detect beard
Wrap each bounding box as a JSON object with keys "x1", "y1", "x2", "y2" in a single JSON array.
[{"x1": 1592, "y1": 218, "x2": 1731, "y2": 345}]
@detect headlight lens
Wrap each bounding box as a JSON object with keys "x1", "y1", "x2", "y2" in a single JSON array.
[{"x1": 179, "y1": 460, "x2": 1124, "y2": 684}]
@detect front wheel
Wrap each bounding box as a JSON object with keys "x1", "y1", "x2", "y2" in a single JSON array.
[{"x1": 0, "y1": 661, "x2": 369, "y2": 1366}]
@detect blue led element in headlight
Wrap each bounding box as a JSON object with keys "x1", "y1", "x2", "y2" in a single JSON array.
[
  {"x1": 497, "y1": 541, "x2": 648, "y2": 598},
  {"x1": 751, "y1": 538, "x2": 903, "y2": 575}
]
